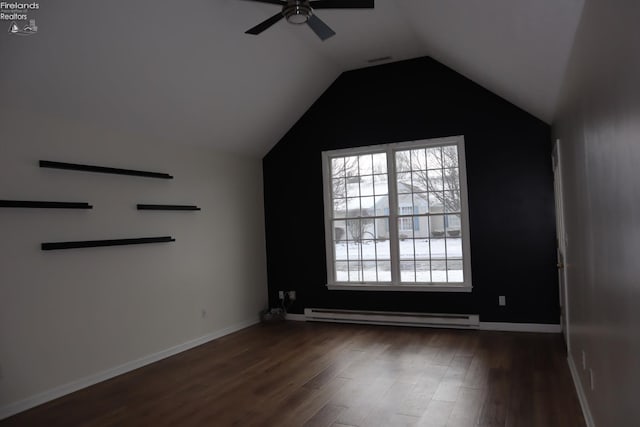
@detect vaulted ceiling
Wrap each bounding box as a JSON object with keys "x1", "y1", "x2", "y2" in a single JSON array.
[{"x1": 0, "y1": 0, "x2": 584, "y2": 156}]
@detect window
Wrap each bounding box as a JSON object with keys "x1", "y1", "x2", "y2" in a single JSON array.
[
  {"x1": 399, "y1": 206, "x2": 414, "y2": 231},
  {"x1": 322, "y1": 136, "x2": 472, "y2": 291}
]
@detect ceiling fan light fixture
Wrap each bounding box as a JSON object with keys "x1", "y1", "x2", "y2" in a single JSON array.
[
  {"x1": 244, "y1": 0, "x2": 374, "y2": 40},
  {"x1": 284, "y1": 4, "x2": 312, "y2": 24}
]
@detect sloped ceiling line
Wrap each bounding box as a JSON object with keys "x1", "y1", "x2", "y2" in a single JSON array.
[{"x1": 0, "y1": 0, "x2": 584, "y2": 156}]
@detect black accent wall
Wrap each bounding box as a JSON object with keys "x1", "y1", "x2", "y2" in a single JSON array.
[{"x1": 263, "y1": 56, "x2": 559, "y2": 324}]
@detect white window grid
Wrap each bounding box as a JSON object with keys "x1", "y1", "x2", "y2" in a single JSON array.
[{"x1": 322, "y1": 136, "x2": 472, "y2": 292}]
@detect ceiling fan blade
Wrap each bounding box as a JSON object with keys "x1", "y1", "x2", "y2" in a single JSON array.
[
  {"x1": 241, "y1": 0, "x2": 286, "y2": 5},
  {"x1": 245, "y1": 12, "x2": 285, "y2": 35},
  {"x1": 310, "y1": 0, "x2": 374, "y2": 9},
  {"x1": 307, "y1": 14, "x2": 336, "y2": 41}
]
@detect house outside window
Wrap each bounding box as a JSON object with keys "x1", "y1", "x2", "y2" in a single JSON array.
[{"x1": 322, "y1": 136, "x2": 472, "y2": 292}]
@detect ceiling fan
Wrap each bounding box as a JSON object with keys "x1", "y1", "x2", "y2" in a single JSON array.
[{"x1": 243, "y1": 0, "x2": 374, "y2": 41}]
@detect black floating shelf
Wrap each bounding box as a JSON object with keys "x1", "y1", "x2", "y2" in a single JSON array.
[
  {"x1": 1, "y1": 200, "x2": 93, "y2": 209},
  {"x1": 42, "y1": 236, "x2": 175, "y2": 251},
  {"x1": 137, "y1": 204, "x2": 200, "y2": 211},
  {"x1": 40, "y1": 160, "x2": 173, "y2": 179}
]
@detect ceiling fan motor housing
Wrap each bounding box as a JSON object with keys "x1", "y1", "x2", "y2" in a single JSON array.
[{"x1": 284, "y1": 0, "x2": 312, "y2": 24}]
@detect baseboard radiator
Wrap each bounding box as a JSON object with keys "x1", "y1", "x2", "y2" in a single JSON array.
[{"x1": 304, "y1": 308, "x2": 480, "y2": 329}]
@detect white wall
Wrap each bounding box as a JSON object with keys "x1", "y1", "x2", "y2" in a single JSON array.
[
  {"x1": 553, "y1": 0, "x2": 640, "y2": 425},
  {"x1": 0, "y1": 109, "x2": 268, "y2": 417},
  {"x1": 0, "y1": 0, "x2": 341, "y2": 157}
]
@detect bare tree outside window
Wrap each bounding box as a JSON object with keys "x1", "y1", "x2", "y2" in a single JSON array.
[
  {"x1": 346, "y1": 216, "x2": 374, "y2": 243},
  {"x1": 331, "y1": 156, "x2": 359, "y2": 213},
  {"x1": 395, "y1": 146, "x2": 461, "y2": 213}
]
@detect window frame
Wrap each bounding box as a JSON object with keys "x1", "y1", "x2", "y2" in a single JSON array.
[{"x1": 322, "y1": 136, "x2": 472, "y2": 292}]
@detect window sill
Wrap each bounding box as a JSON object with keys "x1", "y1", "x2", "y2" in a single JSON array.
[{"x1": 326, "y1": 283, "x2": 472, "y2": 292}]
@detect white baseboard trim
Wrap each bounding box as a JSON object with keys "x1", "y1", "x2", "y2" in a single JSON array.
[
  {"x1": 0, "y1": 317, "x2": 259, "y2": 421},
  {"x1": 567, "y1": 353, "x2": 596, "y2": 427},
  {"x1": 285, "y1": 313, "x2": 306, "y2": 321},
  {"x1": 479, "y1": 322, "x2": 561, "y2": 333}
]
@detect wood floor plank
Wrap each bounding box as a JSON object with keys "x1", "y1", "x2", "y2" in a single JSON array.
[
  {"x1": 417, "y1": 400, "x2": 455, "y2": 427},
  {"x1": 0, "y1": 323, "x2": 585, "y2": 427},
  {"x1": 478, "y1": 367, "x2": 512, "y2": 427},
  {"x1": 396, "y1": 366, "x2": 447, "y2": 417},
  {"x1": 303, "y1": 403, "x2": 347, "y2": 427},
  {"x1": 446, "y1": 386, "x2": 486, "y2": 427}
]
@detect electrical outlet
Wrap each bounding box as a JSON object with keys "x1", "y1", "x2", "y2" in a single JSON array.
[
  {"x1": 582, "y1": 351, "x2": 586, "y2": 370},
  {"x1": 589, "y1": 368, "x2": 595, "y2": 391},
  {"x1": 498, "y1": 295, "x2": 506, "y2": 306},
  {"x1": 288, "y1": 291, "x2": 296, "y2": 300},
  {"x1": 278, "y1": 291, "x2": 284, "y2": 299}
]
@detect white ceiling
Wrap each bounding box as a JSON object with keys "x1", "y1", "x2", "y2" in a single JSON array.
[{"x1": 0, "y1": 0, "x2": 584, "y2": 157}]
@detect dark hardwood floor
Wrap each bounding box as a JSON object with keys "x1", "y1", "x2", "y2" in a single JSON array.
[{"x1": 1, "y1": 322, "x2": 585, "y2": 427}]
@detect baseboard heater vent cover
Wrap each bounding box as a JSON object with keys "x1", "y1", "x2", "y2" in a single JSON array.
[{"x1": 304, "y1": 308, "x2": 479, "y2": 329}]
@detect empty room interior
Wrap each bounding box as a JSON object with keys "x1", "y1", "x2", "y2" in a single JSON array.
[{"x1": 0, "y1": 0, "x2": 638, "y2": 426}]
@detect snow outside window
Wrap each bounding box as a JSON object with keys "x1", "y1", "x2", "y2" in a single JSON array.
[{"x1": 322, "y1": 136, "x2": 472, "y2": 292}]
